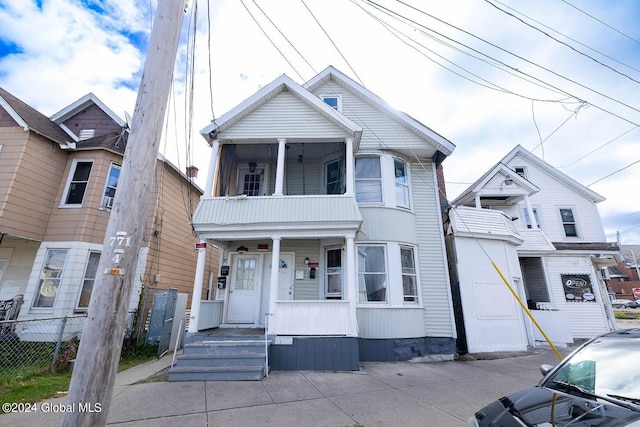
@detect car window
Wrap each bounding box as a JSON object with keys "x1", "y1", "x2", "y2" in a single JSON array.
[{"x1": 546, "y1": 338, "x2": 640, "y2": 400}]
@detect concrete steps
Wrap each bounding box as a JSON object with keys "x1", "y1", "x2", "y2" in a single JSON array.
[{"x1": 169, "y1": 337, "x2": 270, "y2": 381}]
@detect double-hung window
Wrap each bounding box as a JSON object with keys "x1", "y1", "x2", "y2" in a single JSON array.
[
  {"x1": 33, "y1": 249, "x2": 69, "y2": 308},
  {"x1": 325, "y1": 248, "x2": 342, "y2": 299},
  {"x1": 62, "y1": 159, "x2": 93, "y2": 206},
  {"x1": 401, "y1": 247, "x2": 418, "y2": 302},
  {"x1": 355, "y1": 157, "x2": 382, "y2": 204},
  {"x1": 523, "y1": 207, "x2": 541, "y2": 229},
  {"x1": 325, "y1": 159, "x2": 344, "y2": 194},
  {"x1": 357, "y1": 245, "x2": 387, "y2": 302},
  {"x1": 101, "y1": 163, "x2": 121, "y2": 209},
  {"x1": 559, "y1": 208, "x2": 578, "y2": 237},
  {"x1": 77, "y1": 251, "x2": 101, "y2": 310},
  {"x1": 394, "y1": 159, "x2": 410, "y2": 207}
]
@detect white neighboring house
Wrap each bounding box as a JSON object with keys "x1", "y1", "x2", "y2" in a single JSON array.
[
  {"x1": 446, "y1": 145, "x2": 619, "y2": 353},
  {"x1": 187, "y1": 66, "x2": 457, "y2": 371}
]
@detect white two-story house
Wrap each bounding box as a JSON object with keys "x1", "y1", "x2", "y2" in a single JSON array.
[
  {"x1": 446, "y1": 145, "x2": 619, "y2": 354},
  {"x1": 185, "y1": 66, "x2": 457, "y2": 372}
]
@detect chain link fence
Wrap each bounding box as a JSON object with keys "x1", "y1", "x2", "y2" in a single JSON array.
[{"x1": 0, "y1": 315, "x2": 87, "y2": 380}]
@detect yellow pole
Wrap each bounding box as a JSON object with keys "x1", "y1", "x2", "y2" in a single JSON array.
[{"x1": 491, "y1": 261, "x2": 563, "y2": 360}]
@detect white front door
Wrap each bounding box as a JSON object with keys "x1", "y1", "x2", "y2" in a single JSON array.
[
  {"x1": 259, "y1": 253, "x2": 294, "y2": 324},
  {"x1": 227, "y1": 255, "x2": 261, "y2": 324}
]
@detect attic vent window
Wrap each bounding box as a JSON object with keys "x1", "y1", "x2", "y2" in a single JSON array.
[
  {"x1": 321, "y1": 95, "x2": 342, "y2": 112},
  {"x1": 79, "y1": 129, "x2": 95, "y2": 140},
  {"x1": 514, "y1": 166, "x2": 527, "y2": 179}
]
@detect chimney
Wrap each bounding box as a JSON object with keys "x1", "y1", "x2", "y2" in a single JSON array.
[{"x1": 186, "y1": 166, "x2": 198, "y2": 179}]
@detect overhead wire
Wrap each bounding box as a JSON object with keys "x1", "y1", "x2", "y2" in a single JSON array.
[
  {"x1": 250, "y1": 0, "x2": 317, "y2": 76},
  {"x1": 484, "y1": 0, "x2": 640, "y2": 84},
  {"x1": 560, "y1": 0, "x2": 640, "y2": 46},
  {"x1": 239, "y1": 0, "x2": 305, "y2": 81},
  {"x1": 300, "y1": 0, "x2": 364, "y2": 85},
  {"x1": 352, "y1": 0, "x2": 576, "y2": 103},
  {"x1": 492, "y1": 0, "x2": 640, "y2": 76},
  {"x1": 558, "y1": 126, "x2": 639, "y2": 168},
  {"x1": 364, "y1": 0, "x2": 640, "y2": 127}
]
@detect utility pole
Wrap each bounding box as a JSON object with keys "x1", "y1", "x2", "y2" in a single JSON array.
[{"x1": 62, "y1": 1, "x2": 186, "y2": 425}]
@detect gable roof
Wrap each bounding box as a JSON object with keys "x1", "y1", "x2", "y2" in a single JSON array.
[
  {"x1": 200, "y1": 73, "x2": 363, "y2": 144},
  {"x1": 50, "y1": 92, "x2": 127, "y2": 128},
  {"x1": 452, "y1": 161, "x2": 540, "y2": 206},
  {"x1": 304, "y1": 66, "x2": 455, "y2": 157},
  {"x1": 453, "y1": 145, "x2": 604, "y2": 205},
  {"x1": 0, "y1": 87, "x2": 72, "y2": 146},
  {"x1": 502, "y1": 145, "x2": 605, "y2": 203}
]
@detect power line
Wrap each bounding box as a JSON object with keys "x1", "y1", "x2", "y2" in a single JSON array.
[
  {"x1": 484, "y1": 0, "x2": 640, "y2": 84},
  {"x1": 251, "y1": 0, "x2": 317, "y2": 76},
  {"x1": 363, "y1": 0, "x2": 640, "y2": 127},
  {"x1": 239, "y1": 0, "x2": 305, "y2": 81},
  {"x1": 493, "y1": 0, "x2": 640, "y2": 76},
  {"x1": 301, "y1": 0, "x2": 364, "y2": 86},
  {"x1": 560, "y1": 0, "x2": 640, "y2": 46},
  {"x1": 559, "y1": 126, "x2": 639, "y2": 168},
  {"x1": 588, "y1": 158, "x2": 640, "y2": 186}
]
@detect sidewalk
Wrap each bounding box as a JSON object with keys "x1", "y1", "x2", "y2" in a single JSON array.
[{"x1": 1, "y1": 347, "x2": 566, "y2": 427}]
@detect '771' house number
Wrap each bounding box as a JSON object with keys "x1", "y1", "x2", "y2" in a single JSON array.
[{"x1": 105, "y1": 231, "x2": 131, "y2": 275}]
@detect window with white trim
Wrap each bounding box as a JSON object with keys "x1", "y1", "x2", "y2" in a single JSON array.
[
  {"x1": 321, "y1": 95, "x2": 342, "y2": 111},
  {"x1": 76, "y1": 251, "x2": 101, "y2": 310},
  {"x1": 523, "y1": 207, "x2": 541, "y2": 229},
  {"x1": 400, "y1": 247, "x2": 418, "y2": 302},
  {"x1": 325, "y1": 158, "x2": 344, "y2": 194},
  {"x1": 514, "y1": 166, "x2": 528, "y2": 179},
  {"x1": 33, "y1": 249, "x2": 69, "y2": 308},
  {"x1": 101, "y1": 163, "x2": 120, "y2": 209},
  {"x1": 62, "y1": 159, "x2": 93, "y2": 206},
  {"x1": 325, "y1": 247, "x2": 342, "y2": 299},
  {"x1": 355, "y1": 157, "x2": 382, "y2": 204},
  {"x1": 357, "y1": 245, "x2": 387, "y2": 302},
  {"x1": 559, "y1": 208, "x2": 578, "y2": 237},
  {"x1": 394, "y1": 159, "x2": 410, "y2": 207}
]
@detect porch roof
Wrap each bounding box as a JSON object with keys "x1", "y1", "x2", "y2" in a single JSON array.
[{"x1": 192, "y1": 195, "x2": 362, "y2": 240}]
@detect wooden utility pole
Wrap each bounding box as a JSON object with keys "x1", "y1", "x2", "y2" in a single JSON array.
[{"x1": 62, "y1": 1, "x2": 186, "y2": 426}]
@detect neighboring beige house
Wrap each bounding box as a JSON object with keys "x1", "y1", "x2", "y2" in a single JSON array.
[
  {"x1": 0, "y1": 88, "x2": 219, "y2": 338},
  {"x1": 177, "y1": 66, "x2": 457, "y2": 379}
]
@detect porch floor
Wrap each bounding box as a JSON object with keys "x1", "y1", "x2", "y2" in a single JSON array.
[{"x1": 189, "y1": 327, "x2": 265, "y2": 339}]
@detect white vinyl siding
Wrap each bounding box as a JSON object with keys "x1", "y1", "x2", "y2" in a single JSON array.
[
  {"x1": 411, "y1": 161, "x2": 456, "y2": 336},
  {"x1": 504, "y1": 156, "x2": 606, "y2": 242},
  {"x1": 544, "y1": 256, "x2": 609, "y2": 338},
  {"x1": 221, "y1": 91, "x2": 350, "y2": 140}
]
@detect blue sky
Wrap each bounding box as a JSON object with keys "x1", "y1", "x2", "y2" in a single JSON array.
[{"x1": 0, "y1": 0, "x2": 638, "y2": 244}]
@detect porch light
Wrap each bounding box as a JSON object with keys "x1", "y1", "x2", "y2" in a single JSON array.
[
  {"x1": 249, "y1": 162, "x2": 257, "y2": 173},
  {"x1": 305, "y1": 257, "x2": 310, "y2": 265}
]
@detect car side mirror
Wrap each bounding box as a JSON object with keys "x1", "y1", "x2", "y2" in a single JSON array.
[{"x1": 540, "y1": 364, "x2": 554, "y2": 376}]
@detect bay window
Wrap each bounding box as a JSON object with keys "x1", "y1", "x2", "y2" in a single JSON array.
[
  {"x1": 394, "y1": 159, "x2": 409, "y2": 207},
  {"x1": 355, "y1": 157, "x2": 382, "y2": 203},
  {"x1": 62, "y1": 159, "x2": 93, "y2": 206},
  {"x1": 77, "y1": 251, "x2": 101, "y2": 309},
  {"x1": 400, "y1": 247, "x2": 418, "y2": 302},
  {"x1": 357, "y1": 245, "x2": 387, "y2": 302}
]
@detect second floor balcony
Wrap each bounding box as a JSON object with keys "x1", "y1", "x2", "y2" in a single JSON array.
[{"x1": 193, "y1": 139, "x2": 362, "y2": 240}]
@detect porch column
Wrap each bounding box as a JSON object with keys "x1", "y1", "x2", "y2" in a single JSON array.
[
  {"x1": 268, "y1": 236, "x2": 282, "y2": 334},
  {"x1": 345, "y1": 234, "x2": 358, "y2": 336},
  {"x1": 204, "y1": 139, "x2": 220, "y2": 198},
  {"x1": 474, "y1": 195, "x2": 482, "y2": 209},
  {"x1": 523, "y1": 195, "x2": 538, "y2": 229},
  {"x1": 188, "y1": 241, "x2": 207, "y2": 333},
  {"x1": 345, "y1": 137, "x2": 354, "y2": 196},
  {"x1": 273, "y1": 138, "x2": 286, "y2": 196}
]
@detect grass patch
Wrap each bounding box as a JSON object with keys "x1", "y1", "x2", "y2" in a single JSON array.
[
  {"x1": 614, "y1": 310, "x2": 640, "y2": 320},
  {"x1": 0, "y1": 340, "x2": 158, "y2": 411}
]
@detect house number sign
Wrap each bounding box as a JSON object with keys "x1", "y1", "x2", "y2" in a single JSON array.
[{"x1": 104, "y1": 231, "x2": 131, "y2": 275}]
